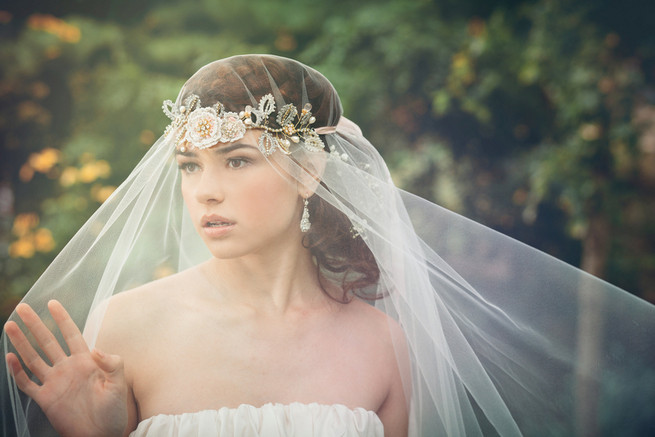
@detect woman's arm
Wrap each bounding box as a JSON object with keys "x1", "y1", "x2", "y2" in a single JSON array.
[
  {"x1": 122, "y1": 383, "x2": 138, "y2": 437},
  {"x1": 376, "y1": 320, "x2": 411, "y2": 437}
]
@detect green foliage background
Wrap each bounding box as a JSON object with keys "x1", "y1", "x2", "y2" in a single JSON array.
[{"x1": 2, "y1": 0, "x2": 655, "y2": 319}]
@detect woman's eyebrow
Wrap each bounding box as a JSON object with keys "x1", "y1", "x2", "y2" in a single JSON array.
[
  {"x1": 213, "y1": 143, "x2": 258, "y2": 154},
  {"x1": 174, "y1": 149, "x2": 196, "y2": 157},
  {"x1": 174, "y1": 143, "x2": 257, "y2": 157}
]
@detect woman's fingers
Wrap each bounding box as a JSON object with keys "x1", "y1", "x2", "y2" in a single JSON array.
[
  {"x1": 15, "y1": 303, "x2": 66, "y2": 364},
  {"x1": 92, "y1": 349, "x2": 124, "y2": 376},
  {"x1": 4, "y1": 320, "x2": 50, "y2": 381},
  {"x1": 5, "y1": 352, "x2": 40, "y2": 398},
  {"x1": 48, "y1": 300, "x2": 88, "y2": 355},
  {"x1": 5, "y1": 300, "x2": 86, "y2": 382}
]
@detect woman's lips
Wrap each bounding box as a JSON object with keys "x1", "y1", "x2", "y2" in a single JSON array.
[{"x1": 201, "y1": 215, "x2": 235, "y2": 237}]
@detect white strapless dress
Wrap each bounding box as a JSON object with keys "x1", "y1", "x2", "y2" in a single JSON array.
[{"x1": 130, "y1": 402, "x2": 384, "y2": 437}]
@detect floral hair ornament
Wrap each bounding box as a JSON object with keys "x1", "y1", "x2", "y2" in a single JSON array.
[{"x1": 162, "y1": 93, "x2": 325, "y2": 156}]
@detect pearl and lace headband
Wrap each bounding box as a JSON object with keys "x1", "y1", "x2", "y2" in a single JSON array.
[{"x1": 162, "y1": 93, "x2": 327, "y2": 156}]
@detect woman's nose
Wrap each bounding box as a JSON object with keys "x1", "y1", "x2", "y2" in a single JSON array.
[{"x1": 194, "y1": 167, "x2": 225, "y2": 204}]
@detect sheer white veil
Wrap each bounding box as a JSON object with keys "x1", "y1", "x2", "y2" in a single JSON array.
[{"x1": 2, "y1": 54, "x2": 654, "y2": 436}]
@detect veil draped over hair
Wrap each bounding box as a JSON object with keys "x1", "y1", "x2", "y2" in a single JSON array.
[{"x1": 2, "y1": 54, "x2": 654, "y2": 437}]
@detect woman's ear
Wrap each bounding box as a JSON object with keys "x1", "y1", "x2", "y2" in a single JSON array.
[{"x1": 297, "y1": 150, "x2": 327, "y2": 197}]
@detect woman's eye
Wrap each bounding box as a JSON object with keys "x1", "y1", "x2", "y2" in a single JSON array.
[
  {"x1": 227, "y1": 158, "x2": 249, "y2": 169},
  {"x1": 178, "y1": 162, "x2": 200, "y2": 173}
]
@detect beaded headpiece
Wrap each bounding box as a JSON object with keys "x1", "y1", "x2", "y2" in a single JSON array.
[{"x1": 162, "y1": 93, "x2": 325, "y2": 156}]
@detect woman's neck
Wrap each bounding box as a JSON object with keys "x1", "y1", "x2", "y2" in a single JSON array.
[{"x1": 199, "y1": 242, "x2": 328, "y2": 314}]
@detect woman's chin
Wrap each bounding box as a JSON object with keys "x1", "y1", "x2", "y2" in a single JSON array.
[{"x1": 203, "y1": 237, "x2": 258, "y2": 260}]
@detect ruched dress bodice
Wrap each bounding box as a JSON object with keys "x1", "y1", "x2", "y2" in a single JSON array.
[{"x1": 130, "y1": 402, "x2": 384, "y2": 437}]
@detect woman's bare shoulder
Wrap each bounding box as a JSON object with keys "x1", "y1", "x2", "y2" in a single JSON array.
[
  {"x1": 113, "y1": 267, "x2": 200, "y2": 306},
  {"x1": 339, "y1": 297, "x2": 407, "y2": 365},
  {"x1": 347, "y1": 298, "x2": 404, "y2": 336},
  {"x1": 92, "y1": 266, "x2": 202, "y2": 349}
]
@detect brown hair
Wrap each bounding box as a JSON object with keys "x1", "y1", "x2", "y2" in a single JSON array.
[
  {"x1": 303, "y1": 193, "x2": 381, "y2": 302},
  {"x1": 182, "y1": 55, "x2": 380, "y2": 302}
]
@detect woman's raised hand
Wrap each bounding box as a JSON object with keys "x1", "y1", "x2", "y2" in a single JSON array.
[{"x1": 4, "y1": 300, "x2": 127, "y2": 437}]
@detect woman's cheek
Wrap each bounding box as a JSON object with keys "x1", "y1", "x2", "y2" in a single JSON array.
[{"x1": 244, "y1": 177, "x2": 297, "y2": 221}]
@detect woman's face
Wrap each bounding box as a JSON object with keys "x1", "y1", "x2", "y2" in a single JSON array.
[{"x1": 176, "y1": 131, "x2": 304, "y2": 259}]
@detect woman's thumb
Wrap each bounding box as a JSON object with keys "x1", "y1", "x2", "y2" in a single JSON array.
[{"x1": 92, "y1": 348, "x2": 124, "y2": 375}]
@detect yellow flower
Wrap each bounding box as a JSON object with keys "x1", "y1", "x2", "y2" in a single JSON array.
[
  {"x1": 91, "y1": 185, "x2": 116, "y2": 203},
  {"x1": 19, "y1": 164, "x2": 35, "y2": 182},
  {"x1": 78, "y1": 163, "x2": 99, "y2": 183},
  {"x1": 12, "y1": 213, "x2": 39, "y2": 237},
  {"x1": 60, "y1": 167, "x2": 78, "y2": 187},
  {"x1": 27, "y1": 14, "x2": 81, "y2": 43},
  {"x1": 60, "y1": 26, "x2": 81, "y2": 43},
  {"x1": 9, "y1": 238, "x2": 35, "y2": 258},
  {"x1": 95, "y1": 160, "x2": 111, "y2": 178},
  {"x1": 77, "y1": 160, "x2": 111, "y2": 183},
  {"x1": 34, "y1": 228, "x2": 55, "y2": 252},
  {"x1": 28, "y1": 148, "x2": 60, "y2": 173}
]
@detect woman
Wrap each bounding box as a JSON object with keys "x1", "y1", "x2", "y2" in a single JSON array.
[{"x1": 3, "y1": 55, "x2": 655, "y2": 437}]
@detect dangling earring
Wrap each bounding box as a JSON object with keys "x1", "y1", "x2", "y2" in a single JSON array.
[{"x1": 300, "y1": 197, "x2": 311, "y2": 233}]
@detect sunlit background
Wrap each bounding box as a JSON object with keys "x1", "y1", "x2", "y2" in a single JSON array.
[{"x1": 2, "y1": 0, "x2": 655, "y2": 324}]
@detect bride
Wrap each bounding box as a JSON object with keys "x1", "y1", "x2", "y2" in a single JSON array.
[{"x1": 3, "y1": 54, "x2": 655, "y2": 437}]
